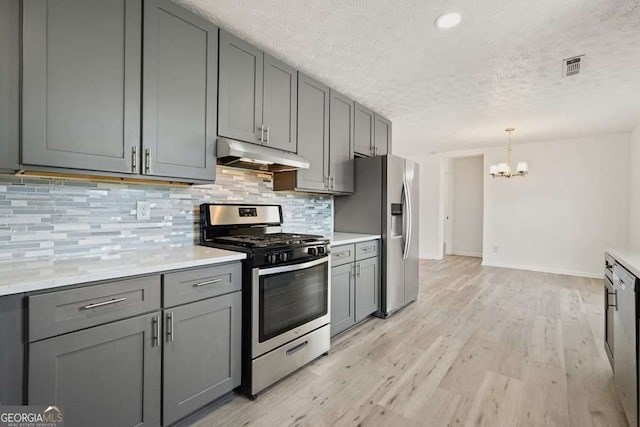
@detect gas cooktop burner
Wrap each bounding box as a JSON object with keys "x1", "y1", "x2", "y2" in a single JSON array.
[{"x1": 210, "y1": 232, "x2": 325, "y2": 248}]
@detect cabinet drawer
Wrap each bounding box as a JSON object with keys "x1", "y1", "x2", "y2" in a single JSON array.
[
  {"x1": 355, "y1": 240, "x2": 378, "y2": 261},
  {"x1": 331, "y1": 244, "x2": 355, "y2": 267},
  {"x1": 29, "y1": 275, "x2": 161, "y2": 342},
  {"x1": 163, "y1": 262, "x2": 242, "y2": 307}
]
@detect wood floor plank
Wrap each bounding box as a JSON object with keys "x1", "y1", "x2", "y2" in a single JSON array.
[{"x1": 193, "y1": 256, "x2": 625, "y2": 427}]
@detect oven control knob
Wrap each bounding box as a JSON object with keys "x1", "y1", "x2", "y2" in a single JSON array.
[
  {"x1": 317, "y1": 247, "x2": 325, "y2": 255},
  {"x1": 280, "y1": 252, "x2": 288, "y2": 262},
  {"x1": 266, "y1": 253, "x2": 276, "y2": 264},
  {"x1": 308, "y1": 247, "x2": 317, "y2": 256}
]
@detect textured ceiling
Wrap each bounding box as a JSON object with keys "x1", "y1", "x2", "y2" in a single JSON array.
[{"x1": 180, "y1": 0, "x2": 640, "y2": 154}]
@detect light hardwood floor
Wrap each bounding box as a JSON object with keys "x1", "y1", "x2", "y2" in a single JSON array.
[{"x1": 195, "y1": 256, "x2": 627, "y2": 427}]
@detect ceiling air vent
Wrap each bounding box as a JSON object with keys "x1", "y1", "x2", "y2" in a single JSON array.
[{"x1": 563, "y1": 55, "x2": 584, "y2": 77}]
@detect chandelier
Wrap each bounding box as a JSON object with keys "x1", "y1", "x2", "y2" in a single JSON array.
[{"x1": 489, "y1": 128, "x2": 528, "y2": 178}]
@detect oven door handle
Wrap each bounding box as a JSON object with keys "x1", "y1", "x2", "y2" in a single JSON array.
[{"x1": 258, "y1": 256, "x2": 328, "y2": 276}]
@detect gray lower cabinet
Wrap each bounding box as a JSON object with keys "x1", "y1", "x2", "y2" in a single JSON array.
[
  {"x1": 330, "y1": 242, "x2": 380, "y2": 337},
  {"x1": 374, "y1": 114, "x2": 391, "y2": 156},
  {"x1": 329, "y1": 90, "x2": 355, "y2": 193},
  {"x1": 355, "y1": 256, "x2": 380, "y2": 322},
  {"x1": 218, "y1": 30, "x2": 264, "y2": 145},
  {"x1": 22, "y1": 0, "x2": 141, "y2": 174},
  {"x1": 354, "y1": 103, "x2": 375, "y2": 157},
  {"x1": 0, "y1": 293, "x2": 24, "y2": 405},
  {"x1": 0, "y1": 0, "x2": 20, "y2": 171},
  {"x1": 330, "y1": 264, "x2": 356, "y2": 336},
  {"x1": 29, "y1": 311, "x2": 162, "y2": 427},
  {"x1": 163, "y1": 292, "x2": 241, "y2": 425},
  {"x1": 142, "y1": 0, "x2": 218, "y2": 181}
]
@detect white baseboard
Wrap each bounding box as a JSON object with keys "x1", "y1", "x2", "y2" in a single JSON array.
[
  {"x1": 481, "y1": 260, "x2": 603, "y2": 279},
  {"x1": 449, "y1": 250, "x2": 482, "y2": 258}
]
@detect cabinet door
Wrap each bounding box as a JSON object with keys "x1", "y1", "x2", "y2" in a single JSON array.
[
  {"x1": 29, "y1": 312, "x2": 161, "y2": 427},
  {"x1": 329, "y1": 90, "x2": 355, "y2": 193},
  {"x1": 218, "y1": 30, "x2": 263, "y2": 145},
  {"x1": 296, "y1": 73, "x2": 330, "y2": 191},
  {"x1": 354, "y1": 103, "x2": 375, "y2": 156},
  {"x1": 263, "y1": 54, "x2": 297, "y2": 153},
  {"x1": 374, "y1": 114, "x2": 391, "y2": 156},
  {"x1": 163, "y1": 292, "x2": 241, "y2": 425},
  {"x1": 22, "y1": 0, "x2": 141, "y2": 173},
  {"x1": 0, "y1": 0, "x2": 19, "y2": 171},
  {"x1": 331, "y1": 264, "x2": 355, "y2": 337},
  {"x1": 142, "y1": 0, "x2": 217, "y2": 181},
  {"x1": 355, "y1": 257, "x2": 379, "y2": 322}
]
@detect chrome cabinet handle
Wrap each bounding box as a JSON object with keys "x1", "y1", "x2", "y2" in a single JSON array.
[
  {"x1": 166, "y1": 312, "x2": 174, "y2": 342},
  {"x1": 334, "y1": 251, "x2": 348, "y2": 258},
  {"x1": 286, "y1": 340, "x2": 308, "y2": 356},
  {"x1": 83, "y1": 297, "x2": 127, "y2": 310},
  {"x1": 258, "y1": 124, "x2": 264, "y2": 142},
  {"x1": 350, "y1": 264, "x2": 356, "y2": 278},
  {"x1": 266, "y1": 125, "x2": 270, "y2": 145},
  {"x1": 607, "y1": 290, "x2": 617, "y2": 309},
  {"x1": 356, "y1": 263, "x2": 361, "y2": 278},
  {"x1": 330, "y1": 176, "x2": 335, "y2": 190},
  {"x1": 131, "y1": 146, "x2": 137, "y2": 173},
  {"x1": 361, "y1": 246, "x2": 374, "y2": 252},
  {"x1": 152, "y1": 315, "x2": 160, "y2": 347},
  {"x1": 144, "y1": 148, "x2": 151, "y2": 174},
  {"x1": 193, "y1": 278, "x2": 222, "y2": 287}
]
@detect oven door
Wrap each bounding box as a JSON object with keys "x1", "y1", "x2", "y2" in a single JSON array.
[{"x1": 252, "y1": 256, "x2": 330, "y2": 358}]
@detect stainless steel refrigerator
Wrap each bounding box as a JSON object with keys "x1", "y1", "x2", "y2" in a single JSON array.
[{"x1": 334, "y1": 155, "x2": 419, "y2": 317}]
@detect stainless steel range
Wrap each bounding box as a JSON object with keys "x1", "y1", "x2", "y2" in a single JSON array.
[{"x1": 199, "y1": 204, "x2": 330, "y2": 400}]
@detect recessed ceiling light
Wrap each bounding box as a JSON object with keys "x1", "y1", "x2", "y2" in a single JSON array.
[{"x1": 435, "y1": 12, "x2": 462, "y2": 29}]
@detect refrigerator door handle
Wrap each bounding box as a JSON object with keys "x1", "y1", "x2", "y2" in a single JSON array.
[{"x1": 402, "y1": 179, "x2": 410, "y2": 260}]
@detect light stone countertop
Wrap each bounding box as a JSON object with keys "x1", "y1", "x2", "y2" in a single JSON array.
[
  {"x1": 331, "y1": 232, "x2": 381, "y2": 246},
  {"x1": 0, "y1": 246, "x2": 246, "y2": 296},
  {"x1": 606, "y1": 248, "x2": 640, "y2": 279}
]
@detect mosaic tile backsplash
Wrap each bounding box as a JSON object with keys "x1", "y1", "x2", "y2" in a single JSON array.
[{"x1": 0, "y1": 167, "x2": 333, "y2": 263}]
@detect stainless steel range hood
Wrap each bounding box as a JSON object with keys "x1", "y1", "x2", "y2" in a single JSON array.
[{"x1": 216, "y1": 138, "x2": 309, "y2": 172}]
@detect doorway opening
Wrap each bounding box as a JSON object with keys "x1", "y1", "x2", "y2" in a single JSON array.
[{"x1": 443, "y1": 155, "x2": 484, "y2": 258}]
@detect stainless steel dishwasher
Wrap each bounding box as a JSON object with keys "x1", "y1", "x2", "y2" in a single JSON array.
[{"x1": 613, "y1": 262, "x2": 638, "y2": 427}]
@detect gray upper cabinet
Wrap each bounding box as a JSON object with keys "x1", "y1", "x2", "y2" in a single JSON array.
[
  {"x1": 218, "y1": 31, "x2": 298, "y2": 153},
  {"x1": 22, "y1": 0, "x2": 141, "y2": 174},
  {"x1": 163, "y1": 292, "x2": 241, "y2": 425},
  {"x1": 329, "y1": 90, "x2": 355, "y2": 193},
  {"x1": 330, "y1": 263, "x2": 355, "y2": 337},
  {"x1": 374, "y1": 114, "x2": 392, "y2": 156},
  {"x1": 295, "y1": 73, "x2": 330, "y2": 191},
  {"x1": 354, "y1": 103, "x2": 375, "y2": 157},
  {"x1": 355, "y1": 256, "x2": 380, "y2": 322},
  {"x1": 29, "y1": 312, "x2": 161, "y2": 427},
  {"x1": 0, "y1": 0, "x2": 20, "y2": 171},
  {"x1": 142, "y1": 0, "x2": 218, "y2": 181},
  {"x1": 263, "y1": 54, "x2": 298, "y2": 152},
  {"x1": 218, "y1": 30, "x2": 264, "y2": 145}
]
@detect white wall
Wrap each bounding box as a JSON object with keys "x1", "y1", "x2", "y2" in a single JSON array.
[
  {"x1": 409, "y1": 132, "x2": 630, "y2": 277},
  {"x1": 629, "y1": 123, "x2": 640, "y2": 251},
  {"x1": 449, "y1": 156, "x2": 483, "y2": 257},
  {"x1": 411, "y1": 154, "x2": 443, "y2": 259},
  {"x1": 482, "y1": 134, "x2": 629, "y2": 277}
]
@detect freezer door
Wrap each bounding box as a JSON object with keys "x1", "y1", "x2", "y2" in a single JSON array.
[
  {"x1": 383, "y1": 155, "x2": 406, "y2": 315},
  {"x1": 404, "y1": 159, "x2": 420, "y2": 303}
]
